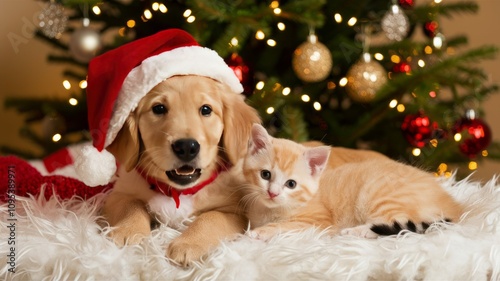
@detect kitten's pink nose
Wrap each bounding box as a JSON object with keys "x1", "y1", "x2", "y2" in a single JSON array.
[{"x1": 268, "y1": 190, "x2": 278, "y2": 199}]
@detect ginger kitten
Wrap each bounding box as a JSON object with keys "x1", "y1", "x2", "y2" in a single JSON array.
[{"x1": 244, "y1": 124, "x2": 463, "y2": 239}]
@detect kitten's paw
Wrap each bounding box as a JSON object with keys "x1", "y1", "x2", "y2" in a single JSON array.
[
  {"x1": 248, "y1": 225, "x2": 280, "y2": 241},
  {"x1": 340, "y1": 224, "x2": 379, "y2": 239}
]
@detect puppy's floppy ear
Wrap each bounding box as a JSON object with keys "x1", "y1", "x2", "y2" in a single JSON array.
[
  {"x1": 106, "y1": 115, "x2": 140, "y2": 172},
  {"x1": 222, "y1": 93, "x2": 261, "y2": 165}
]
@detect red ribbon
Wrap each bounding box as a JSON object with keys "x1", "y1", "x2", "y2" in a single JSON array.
[{"x1": 137, "y1": 167, "x2": 223, "y2": 208}]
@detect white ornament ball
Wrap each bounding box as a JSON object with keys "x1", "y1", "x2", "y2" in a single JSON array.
[
  {"x1": 381, "y1": 4, "x2": 410, "y2": 41},
  {"x1": 345, "y1": 53, "x2": 388, "y2": 103},
  {"x1": 38, "y1": 2, "x2": 67, "y2": 39},
  {"x1": 292, "y1": 34, "x2": 333, "y2": 83},
  {"x1": 69, "y1": 27, "x2": 102, "y2": 63}
]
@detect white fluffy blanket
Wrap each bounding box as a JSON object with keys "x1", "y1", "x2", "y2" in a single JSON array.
[{"x1": 1, "y1": 175, "x2": 500, "y2": 281}]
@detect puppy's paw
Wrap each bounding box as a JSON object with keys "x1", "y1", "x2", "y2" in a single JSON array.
[
  {"x1": 108, "y1": 225, "x2": 150, "y2": 247},
  {"x1": 167, "y1": 238, "x2": 209, "y2": 267},
  {"x1": 340, "y1": 224, "x2": 378, "y2": 239}
]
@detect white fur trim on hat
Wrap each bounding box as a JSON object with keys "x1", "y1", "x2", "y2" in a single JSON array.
[
  {"x1": 74, "y1": 145, "x2": 117, "y2": 186},
  {"x1": 104, "y1": 46, "x2": 243, "y2": 147}
]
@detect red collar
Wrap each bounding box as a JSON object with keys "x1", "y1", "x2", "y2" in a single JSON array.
[{"x1": 137, "y1": 166, "x2": 224, "y2": 208}]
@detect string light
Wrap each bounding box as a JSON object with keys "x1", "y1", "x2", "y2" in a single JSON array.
[
  {"x1": 187, "y1": 15, "x2": 196, "y2": 23},
  {"x1": 424, "y1": 46, "x2": 433, "y2": 54},
  {"x1": 255, "y1": 30, "x2": 265, "y2": 40},
  {"x1": 282, "y1": 87, "x2": 291, "y2": 96},
  {"x1": 270, "y1": 1, "x2": 279, "y2": 8},
  {"x1": 429, "y1": 91, "x2": 436, "y2": 98},
  {"x1": 266, "y1": 107, "x2": 275, "y2": 114},
  {"x1": 183, "y1": 9, "x2": 192, "y2": 17},
  {"x1": 62, "y1": 80, "x2": 71, "y2": 90},
  {"x1": 79, "y1": 80, "x2": 87, "y2": 89},
  {"x1": 418, "y1": 59, "x2": 425, "y2": 68},
  {"x1": 127, "y1": 20, "x2": 136, "y2": 28},
  {"x1": 256, "y1": 81, "x2": 265, "y2": 90},
  {"x1": 69, "y1": 98, "x2": 78, "y2": 106},
  {"x1": 482, "y1": 150, "x2": 488, "y2": 157},
  {"x1": 468, "y1": 161, "x2": 478, "y2": 170},
  {"x1": 159, "y1": 4, "x2": 167, "y2": 13},
  {"x1": 92, "y1": 6, "x2": 101, "y2": 15},
  {"x1": 301, "y1": 94, "x2": 310, "y2": 102},
  {"x1": 390, "y1": 55, "x2": 401, "y2": 64},
  {"x1": 347, "y1": 17, "x2": 357, "y2": 26},
  {"x1": 143, "y1": 9, "x2": 152, "y2": 19},
  {"x1": 339, "y1": 77, "x2": 348, "y2": 87},
  {"x1": 389, "y1": 99, "x2": 398, "y2": 108},
  {"x1": 313, "y1": 102, "x2": 322, "y2": 111},
  {"x1": 434, "y1": 0, "x2": 443, "y2": 3},
  {"x1": 412, "y1": 148, "x2": 421, "y2": 156},
  {"x1": 277, "y1": 22, "x2": 285, "y2": 31},
  {"x1": 273, "y1": 8, "x2": 282, "y2": 15},
  {"x1": 374, "y1": 53, "x2": 384, "y2": 60},
  {"x1": 52, "y1": 134, "x2": 62, "y2": 142},
  {"x1": 334, "y1": 13, "x2": 342, "y2": 23},
  {"x1": 267, "y1": 39, "x2": 276, "y2": 47},
  {"x1": 230, "y1": 37, "x2": 239, "y2": 46},
  {"x1": 396, "y1": 104, "x2": 405, "y2": 112},
  {"x1": 152, "y1": 2, "x2": 159, "y2": 11},
  {"x1": 454, "y1": 133, "x2": 462, "y2": 142}
]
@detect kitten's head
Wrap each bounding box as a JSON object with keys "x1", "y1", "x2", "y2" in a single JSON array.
[{"x1": 242, "y1": 124, "x2": 330, "y2": 208}]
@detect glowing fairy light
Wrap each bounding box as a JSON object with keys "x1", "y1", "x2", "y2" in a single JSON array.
[
  {"x1": 391, "y1": 55, "x2": 401, "y2": 64},
  {"x1": 267, "y1": 39, "x2": 276, "y2": 47},
  {"x1": 230, "y1": 37, "x2": 239, "y2": 46},
  {"x1": 334, "y1": 13, "x2": 342, "y2": 23},
  {"x1": 152, "y1": 2, "x2": 159, "y2": 11},
  {"x1": 92, "y1": 6, "x2": 101, "y2": 15},
  {"x1": 127, "y1": 20, "x2": 136, "y2": 28},
  {"x1": 454, "y1": 133, "x2": 462, "y2": 142},
  {"x1": 339, "y1": 77, "x2": 348, "y2": 87},
  {"x1": 347, "y1": 17, "x2": 357, "y2": 26},
  {"x1": 187, "y1": 15, "x2": 196, "y2": 23},
  {"x1": 266, "y1": 107, "x2": 275, "y2": 114},
  {"x1": 79, "y1": 80, "x2": 87, "y2": 89},
  {"x1": 143, "y1": 9, "x2": 152, "y2": 19},
  {"x1": 159, "y1": 4, "x2": 167, "y2": 13},
  {"x1": 282, "y1": 87, "x2": 291, "y2": 96},
  {"x1": 389, "y1": 99, "x2": 398, "y2": 108},
  {"x1": 468, "y1": 161, "x2": 478, "y2": 170},
  {"x1": 255, "y1": 30, "x2": 265, "y2": 40},
  {"x1": 183, "y1": 9, "x2": 192, "y2": 17},
  {"x1": 277, "y1": 22, "x2": 285, "y2": 31},
  {"x1": 52, "y1": 134, "x2": 62, "y2": 142},
  {"x1": 301, "y1": 94, "x2": 310, "y2": 102},
  {"x1": 62, "y1": 80, "x2": 71, "y2": 90},
  {"x1": 374, "y1": 53, "x2": 384, "y2": 61},
  {"x1": 273, "y1": 8, "x2": 282, "y2": 15},
  {"x1": 69, "y1": 98, "x2": 78, "y2": 106},
  {"x1": 313, "y1": 102, "x2": 322, "y2": 111},
  {"x1": 270, "y1": 1, "x2": 279, "y2": 8},
  {"x1": 256, "y1": 81, "x2": 265, "y2": 90},
  {"x1": 396, "y1": 104, "x2": 405, "y2": 112},
  {"x1": 412, "y1": 148, "x2": 421, "y2": 156}
]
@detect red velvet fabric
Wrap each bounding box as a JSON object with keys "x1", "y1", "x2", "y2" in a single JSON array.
[{"x1": 0, "y1": 156, "x2": 112, "y2": 201}]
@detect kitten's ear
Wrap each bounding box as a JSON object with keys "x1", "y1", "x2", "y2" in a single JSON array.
[
  {"x1": 304, "y1": 146, "x2": 331, "y2": 177},
  {"x1": 249, "y1": 124, "x2": 271, "y2": 155}
]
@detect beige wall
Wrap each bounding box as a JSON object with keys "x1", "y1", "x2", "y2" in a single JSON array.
[{"x1": 0, "y1": 0, "x2": 498, "y2": 180}]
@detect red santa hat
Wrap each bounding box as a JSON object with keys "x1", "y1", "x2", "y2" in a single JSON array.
[{"x1": 75, "y1": 29, "x2": 243, "y2": 186}]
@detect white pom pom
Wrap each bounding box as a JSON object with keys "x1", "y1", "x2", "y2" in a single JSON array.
[{"x1": 74, "y1": 145, "x2": 117, "y2": 186}]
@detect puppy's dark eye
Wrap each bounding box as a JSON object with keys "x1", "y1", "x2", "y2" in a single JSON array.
[
  {"x1": 152, "y1": 104, "x2": 167, "y2": 115},
  {"x1": 200, "y1": 105, "x2": 212, "y2": 116},
  {"x1": 260, "y1": 170, "x2": 271, "y2": 180},
  {"x1": 285, "y1": 179, "x2": 296, "y2": 189}
]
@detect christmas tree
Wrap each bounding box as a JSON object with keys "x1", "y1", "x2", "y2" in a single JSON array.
[{"x1": 3, "y1": 0, "x2": 499, "y2": 178}]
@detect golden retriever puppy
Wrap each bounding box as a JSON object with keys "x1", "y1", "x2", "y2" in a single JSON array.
[{"x1": 103, "y1": 75, "x2": 260, "y2": 263}]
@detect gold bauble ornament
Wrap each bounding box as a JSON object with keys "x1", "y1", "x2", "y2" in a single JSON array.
[
  {"x1": 345, "y1": 53, "x2": 388, "y2": 103},
  {"x1": 292, "y1": 34, "x2": 333, "y2": 83}
]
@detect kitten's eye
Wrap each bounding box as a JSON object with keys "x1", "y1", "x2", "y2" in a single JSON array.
[
  {"x1": 152, "y1": 104, "x2": 167, "y2": 115},
  {"x1": 260, "y1": 170, "x2": 271, "y2": 180},
  {"x1": 200, "y1": 105, "x2": 212, "y2": 116},
  {"x1": 285, "y1": 180, "x2": 296, "y2": 189}
]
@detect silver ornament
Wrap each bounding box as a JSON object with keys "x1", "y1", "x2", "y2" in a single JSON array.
[
  {"x1": 38, "y1": 2, "x2": 68, "y2": 39},
  {"x1": 292, "y1": 34, "x2": 333, "y2": 83},
  {"x1": 381, "y1": 4, "x2": 410, "y2": 42},
  {"x1": 69, "y1": 27, "x2": 102, "y2": 63}
]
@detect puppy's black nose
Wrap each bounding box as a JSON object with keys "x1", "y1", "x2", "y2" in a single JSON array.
[{"x1": 172, "y1": 138, "x2": 200, "y2": 162}]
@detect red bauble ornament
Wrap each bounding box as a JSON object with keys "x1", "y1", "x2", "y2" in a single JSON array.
[
  {"x1": 398, "y1": 0, "x2": 415, "y2": 9},
  {"x1": 401, "y1": 111, "x2": 439, "y2": 148},
  {"x1": 423, "y1": 21, "x2": 439, "y2": 38},
  {"x1": 451, "y1": 116, "x2": 492, "y2": 158},
  {"x1": 225, "y1": 53, "x2": 253, "y2": 96},
  {"x1": 393, "y1": 62, "x2": 411, "y2": 74}
]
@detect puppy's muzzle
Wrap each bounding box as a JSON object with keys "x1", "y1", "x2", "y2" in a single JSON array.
[{"x1": 171, "y1": 138, "x2": 200, "y2": 162}]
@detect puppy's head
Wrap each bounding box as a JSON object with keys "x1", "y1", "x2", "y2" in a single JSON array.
[{"x1": 107, "y1": 75, "x2": 260, "y2": 189}]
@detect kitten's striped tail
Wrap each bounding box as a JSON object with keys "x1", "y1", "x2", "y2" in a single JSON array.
[{"x1": 370, "y1": 219, "x2": 452, "y2": 236}]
